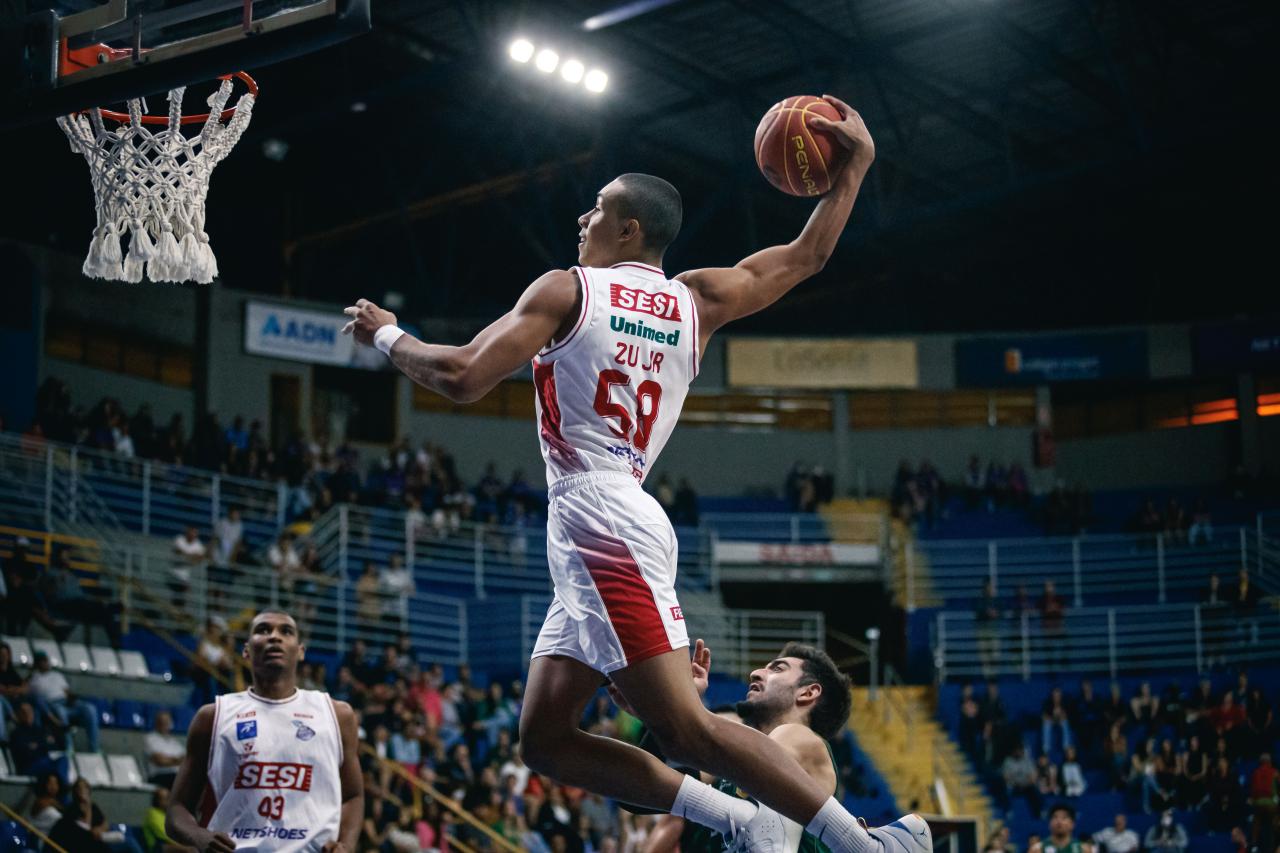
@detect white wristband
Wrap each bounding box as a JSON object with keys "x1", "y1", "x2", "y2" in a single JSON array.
[{"x1": 374, "y1": 325, "x2": 406, "y2": 356}]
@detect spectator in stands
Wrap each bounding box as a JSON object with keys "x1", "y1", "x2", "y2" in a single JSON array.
[
  {"x1": 145, "y1": 709, "x2": 186, "y2": 787},
  {"x1": 213, "y1": 506, "x2": 244, "y2": 568},
  {"x1": 1105, "y1": 721, "x2": 1129, "y2": 791},
  {"x1": 379, "y1": 553, "x2": 415, "y2": 629},
  {"x1": 1061, "y1": 746, "x2": 1086, "y2": 797},
  {"x1": 26, "y1": 772, "x2": 64, "y2": 836},
  {"x1": 1245, "y1": 686, "x2": 1274, "y2": 756},
  {"x1": 1101, "y1": 682, "x2": 1127, "y2": 735},
  {"x1": 1035, "y1": 754, "x2": 1060, "y2": 800},
  {"x1": 1143, "y1": 809, "x2": 1188, "y2": 853},
  {"x1": 1130, "y1": 681, "x2": 1159, "y2": 730},
  {"x1": 1073, "y1": 680, "x2": 1103, "y2": 763},
  {"x1": 1038, "y1": 580, "x2": 1066, "y2": 677},
  {"x1": 28, "y1": 649, "x2": 99, "y2": 752},
  {"x1": 1188, "y1": 498, "x2": 1214, "y2": 546},
  {"x1": 982, "y1": 825, "x2": 1015, "y2": 853},
  {"x1": 1211, "y1": 690, "x2": 1247, "y2": 755},
  {"x1": 8, "y1": 701, "x2": 67, "y2": 782},
  {"x1": 1027, "y1": 803, "x2": 1084, "y2": 853},
  {"x1": 1041, "y1": 686, "x2": 1074, "y2": 753},
  {"x1": 1154, "y1": 739, "x2": 1181, "y2": 811},
  {"x1": 958, "y1": 685, "x2": 984, "y2": 761},
  {"x1": 1248, "y1": 752, "x2": 1278, "y2": 852},
  {"x1": 1206, "y1": 755, "x2": 1243, "y2": 832},
  {"x1": 142, "y1": 787, "x2": 187, "y2": 853},
  {"x1": 41, "y1": 547, "x2": 123, "y2": 648},
  {"x1": 0, "y1": 641, "x2": 36, "y2": 743},
  {"x1": 194, "y1": 616, "x2": 234, "y2": 704},
  {"x1": 975, "y1": 581, "x2": 1001, "y2": 679},
  {"x1": 2, "y1": 539, "x2": 69, "y2": 639},
  {"x1": 1002, "y1": 743, "x2": 1042, "y2": 818},
  {"x1": 1163, "y1": 498, "x2": 1188, "y2": 544},
  {"x1": 356, "y1": 560, "x2": 382, "y2": 626},
  {"x1": 1186, "y1": 677, "x2": 1216, "y2": 740},
  {"x1": 1230, "y1": 568, "x2": 1261, "y2": 650},
  {"x1": 1180, "y1": 734, "x2": 1209, "y2": 809},
  {"x1": 1135, "y1": 499, "x2": 1162, "y2": 535},
  {"x1": 963, "y1": 456, "x2": 985, "y2": 509},
  {"x1": 169, "y1": 525, "x2": 205, "y2": 612},
  {"x1": 674, "y1": 477, "x2": 700, "y2": 527},
  {"x1": 1092, "y1": 813, "x2": 1139, "y2": 853}
]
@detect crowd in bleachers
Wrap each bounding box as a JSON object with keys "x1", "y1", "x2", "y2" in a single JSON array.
[{"x1": 957, "y1": 673, "x2": 1278, "y2": 852}]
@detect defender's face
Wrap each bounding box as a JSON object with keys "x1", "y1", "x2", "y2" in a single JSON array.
[
  {"x1": 578, "y1": 182, "x2": 622, "y2": 266},
  {"x1": 244, "y1": 612, "x2": 304, "y2": 676},
  {"x1": 740, "y1": 656, "x2": 810, "y2": 724},
  {"x1": 1049, "y1": 811, "x2": 1074, "y2": 839}
]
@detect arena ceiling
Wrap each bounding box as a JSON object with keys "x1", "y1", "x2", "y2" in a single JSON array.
[{"x1": 10, "y1": 0, "x2": 1276, "y2": 335}]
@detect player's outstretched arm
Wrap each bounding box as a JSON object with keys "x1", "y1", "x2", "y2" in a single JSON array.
[
  {"x1": 678, "y1": 95, "x2": 875, "y2": 336},
  {"x1": 343, "y1": 269, "x2": 580, "y2": 403},
  {"x1": 326, "y1": 699, "x2": 365, "y2": 853},
  {"x1": 166, "y1": 704, "x2": 235, "y2": 853}
]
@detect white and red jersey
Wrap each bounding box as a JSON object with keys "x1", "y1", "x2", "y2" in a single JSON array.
[
  {"x1": 532, "y1": 262, "x2": 700, "y2": 486},
  {"x1": 205, "y1": 688, "x2": 342, "y2": 852}
]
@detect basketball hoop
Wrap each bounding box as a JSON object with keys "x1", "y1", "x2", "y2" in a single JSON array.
[{"x1": 57, "y1": 69, "x2": 258, "y2": 284}]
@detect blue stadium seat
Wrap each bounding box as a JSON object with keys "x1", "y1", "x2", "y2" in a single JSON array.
[
  {"x1": 0, "y1": 820, "x2": 30, "y2": 853},
  {"x1": 115, "y1": 701, "x2": 148, "y2": 730},
  {"x1": 172, "y1": 704, "x2": 196, "y2": 733}
]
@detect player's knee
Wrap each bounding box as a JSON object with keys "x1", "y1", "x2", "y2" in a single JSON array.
[{"x1": 518, "y1": 719, "x2": 565, "y2": 775}]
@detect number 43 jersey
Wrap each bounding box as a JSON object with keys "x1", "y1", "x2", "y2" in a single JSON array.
[
  {"x1": 533, "y1": 262, "x2": 700, "y2": 487},
  {"x1": 206, "y1": 689, "x2": 343, "y2": 852}
]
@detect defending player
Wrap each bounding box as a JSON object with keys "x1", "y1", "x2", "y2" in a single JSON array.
[
  {"x1": 166, "y1": 611, "x2": 363, "y2": 853},
  {"x1": 344, "y1": 96, "x2": 929, "y2": 852},
  {"x1": 625, "y1": 640, "x2": 854, "y2": 853},
  {"x1": 1028, "y1": 805, "x2": 1094, "y2": 853}
]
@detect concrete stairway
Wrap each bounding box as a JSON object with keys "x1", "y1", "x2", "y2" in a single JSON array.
[{"x1": 848, "y1": 684, "x2": 993, "y2": 840}]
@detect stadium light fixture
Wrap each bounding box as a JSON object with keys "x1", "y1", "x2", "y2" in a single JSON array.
[
  {"x1": 560, "y1": 59, "x2": 585, "y2": 83},
  {"x1": 584, "y1": 69, "x2": 608, "y2": 93},
  {"x1": 509, "y1": 38, "x2": 534, "y2": 63},
  {"x1": 535, "y1": 48, "x2": 560, "y2": 73}
]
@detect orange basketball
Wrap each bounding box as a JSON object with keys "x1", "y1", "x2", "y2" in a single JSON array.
[{"x1": 754, "y1": 96, "x2": 846, "y2": 197}]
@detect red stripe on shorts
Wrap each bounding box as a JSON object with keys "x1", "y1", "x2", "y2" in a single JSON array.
[{"x1": 572, "y1": 532, "x2": 672, "y2": 664}]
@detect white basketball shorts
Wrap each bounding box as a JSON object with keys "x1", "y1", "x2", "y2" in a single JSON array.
[{"x1": 531, "y1": 471, "x2": 690, "y2": 674}]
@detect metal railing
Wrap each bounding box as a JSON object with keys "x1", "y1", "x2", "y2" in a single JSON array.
[
  {"x1": 934, "y1": 602, "x2": 1280, "y2": 682},
  {"x1": 909, "y1": 529, "x2": 1270, "y2": 610}
]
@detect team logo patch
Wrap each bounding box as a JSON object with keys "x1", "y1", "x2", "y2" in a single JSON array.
[
  {"x1": 609, "y1": 283, "x2": 682, "y2": 321},
  {"x1": 236, "y1": 720, "x2": 258, "y2": 740},
  {"x1": 670, "y1": 606, "x2": 684, "y2": 621},
  {"x1": 292, "y1": 720, "x2": 316, "y2": 741}
]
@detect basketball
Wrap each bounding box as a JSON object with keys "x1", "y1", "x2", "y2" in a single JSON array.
[{"x1": 754, "y1": 96, "x2": 846, "y2": 197}]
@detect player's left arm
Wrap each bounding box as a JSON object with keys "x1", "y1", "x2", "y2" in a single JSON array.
[
  {"x1": 677, "y1": 96, "x2": 875, "y2": 341},
  {"x1": 324, "y1": 700, "x2": 364, "y2": 853},
  {"x1": 769, "y1": 723, "x2": 837, "y2": 793},
  {"x1": 343, "y1": 269, "x2": 580, "y2": 404}
]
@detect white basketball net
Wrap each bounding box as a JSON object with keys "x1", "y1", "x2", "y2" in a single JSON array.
[{"x1": 57, "y1": 78, "x2": 255, "y2": 284}]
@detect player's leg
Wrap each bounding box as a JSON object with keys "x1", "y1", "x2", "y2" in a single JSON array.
[{"x1": 611, "y1": 649, "x2": 920, "y2": 853}]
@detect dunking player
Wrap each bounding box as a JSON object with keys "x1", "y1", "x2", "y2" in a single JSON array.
[
  {"x1": 344, "y1": 95, "x2": 929, "y2": 852},
  {"x1": 620, "y1": 640, "x2": 854, "y2": 853},
  {"x1": 166, "y1": 611, "x2": 363, "y2": 852}
]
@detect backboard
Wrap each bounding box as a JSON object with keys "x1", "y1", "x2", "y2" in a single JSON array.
[{"x1": 3, "y1": 0, "x2": 370, "y2": 131}]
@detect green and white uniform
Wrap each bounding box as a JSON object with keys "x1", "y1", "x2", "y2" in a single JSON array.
[
  {"x1": 1041, "y1": 840, "x2": 1086, "y2": 853},
  {"x1": 679, "y1": 741, "x2": 838, "y2": 853}
]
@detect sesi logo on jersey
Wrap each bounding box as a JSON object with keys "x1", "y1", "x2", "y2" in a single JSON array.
[
  {"x1": 234, "y1": 762, "x2": 314, "y2": 791},
  {"x1": 610, "y1": 284, "x2": 682, "y2": 321}
]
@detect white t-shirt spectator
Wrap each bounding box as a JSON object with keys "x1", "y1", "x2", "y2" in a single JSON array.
[
  {"x1": 29, "y1": 669, "x2": 71, "y2": 703},
  {"x1": 214, "y1": 515, "x2": 243, "y2": 566},
  {"x1": 1092, "y1": 827, "x2": 1140, "y2": 853},
  {"x1": 499, "y1": 759, "x2": 531, "y2": 796},
  {"x1": 113, "y1": 428, "x2": 135, "y2": 458},
  {"x1": 268, "y1": 541, "x2": 301, "y2": 573},
  {"x1": 380, "y1": 563, "x2": 415, "y2": 615},
  {"x1": 144, "y1": 729, "x2": 186, "y2": 778},
  {"x1": 172, "y1": 533, "x2": 206, "y2": 584}
]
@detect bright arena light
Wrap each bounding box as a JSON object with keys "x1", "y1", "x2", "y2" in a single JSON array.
[
  {"x1": 560, "y1": 59, "x2": 585, "y2": 83},
  {"x1": 583, "y1": 69, "x2": 608, "y2": 93},
  {"x1": 508, "y1": 38, "x2": 534, "y2": 63},
  {"x1": 535, "y1": 48, "x2": 560, "y2": 73}
]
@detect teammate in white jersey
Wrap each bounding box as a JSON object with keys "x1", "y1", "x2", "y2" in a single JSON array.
[
  {"x1": 166, "y1": 611, "x2": 363, "y2": 853},
  {"x1": 344, "y1": 97, "x2": 930, "y2": 852}
]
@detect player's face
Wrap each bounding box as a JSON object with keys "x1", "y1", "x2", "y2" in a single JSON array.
[
  {"x1": 577, "y1": 182, "x2": 622, "y2": 266},
  {"x1": 737, "y1": 656, "x2": 810, "y2": 727},
  {"x1": 1049, "y1": 810, "x2": 1074, "y2": 840},
  {"x1": 244, "y1": 611, "x2": 304, "y2": 676}
]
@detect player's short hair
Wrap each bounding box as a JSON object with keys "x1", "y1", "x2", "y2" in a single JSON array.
[
  {"x1": 779, "y1": 642, "x2": 852, "y2": 741},
  {"x1": 1049, "y1": 803, "x2": 1075, "y2": 821},
  {"x1": 251, "y1": 609, "x2": 300, "y2": 635},
  {"x1": 614, "y1": 173, "x2": 682, "y2": 254}
]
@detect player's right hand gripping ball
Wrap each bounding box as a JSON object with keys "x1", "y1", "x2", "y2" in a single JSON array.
[{"x1": 754, "y1": 95, "x2": 848, "y2": 197}]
